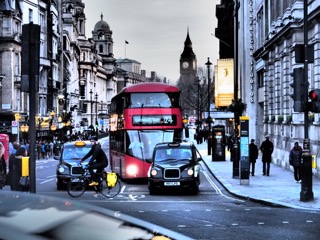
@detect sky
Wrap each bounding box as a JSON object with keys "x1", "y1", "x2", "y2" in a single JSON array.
[{"x1": 82, "y1": 0, "x2": 220, "y2": 83}]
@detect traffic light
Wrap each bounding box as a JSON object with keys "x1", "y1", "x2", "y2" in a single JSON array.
[
  {"x1": 309, "y1": 89, "x2": 320, "y2": 113},
  {"x1": 289, "y1": 67, "x2": 306, "y2": 112}
]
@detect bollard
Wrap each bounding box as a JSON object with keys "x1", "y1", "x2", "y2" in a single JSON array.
[
  {"x1": 300, "y1": 139, "x2": 314, "y2": 201},
  {"x1": 232, "y1": 140, "x2": 240, "y2": 178},
  {"x1": 21, "y1": 157, "x2": 29, "y2": 177},
  {"x1": 207, "y1": 134, "x2": 212, "y2": 155}
]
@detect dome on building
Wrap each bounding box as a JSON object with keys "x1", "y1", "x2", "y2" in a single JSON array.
[{"x1": 94, "y1": 13, "x2": 111, "y2": 33}]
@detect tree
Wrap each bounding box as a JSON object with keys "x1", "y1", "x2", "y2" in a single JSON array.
[{"x1": 177, "y1": 66, "x2": 213, "y2": 121}]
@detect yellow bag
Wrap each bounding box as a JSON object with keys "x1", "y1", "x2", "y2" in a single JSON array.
[{"x1": 106, "y1": 172, "x2": 117, "y2": 187}]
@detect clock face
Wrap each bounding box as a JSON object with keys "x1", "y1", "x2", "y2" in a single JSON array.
[{"x1": 182, "y1": 61, "x2": 189, "y2": 69}]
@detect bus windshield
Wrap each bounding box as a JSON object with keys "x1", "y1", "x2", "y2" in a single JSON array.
[
  {"x1": 129, "y1": 93, "x2": 179, "y2": 108},
  {"x1": 127, "y1": 130, "x2": 175, "y2": 160}
]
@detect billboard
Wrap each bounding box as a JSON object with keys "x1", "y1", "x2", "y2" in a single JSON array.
[{"x1": 215, "y1": 59, "x2": 234, "y2": 107}]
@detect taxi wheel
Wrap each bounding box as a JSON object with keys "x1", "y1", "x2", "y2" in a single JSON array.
[
  {"x1": 148, "y1": 185, "x2": 156, "y2": 195},
  {"x1": 57, "y1": 180, "x2": 65, "y2": 190},
  {"x1": 190, "y1": 182, "x2": 199, "y2": 195}
]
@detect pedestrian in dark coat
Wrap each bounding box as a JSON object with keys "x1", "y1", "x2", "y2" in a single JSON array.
[
  {"x1": 249, "y1": 139, "x2": 259, "y2": 176},
  {"x1": 80, "y1": 138, "x2": 108, "y2": 186},
  {"x1": 8, "y1": 147, "x2": 27, "y2": 191},
  {"x1": 259, "y1": 136, "x2": 274, "y2": 176},
  {"x1": 0, "y1": 142, "x2": 7, "y2": 189},
  {"x1": 289, "y1": 141, "x2": 302, "y2": 183}
]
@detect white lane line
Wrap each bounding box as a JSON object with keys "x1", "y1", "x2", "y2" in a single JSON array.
[{"x1": 202, "y1": 170, "x2": 244, "y2": 202}]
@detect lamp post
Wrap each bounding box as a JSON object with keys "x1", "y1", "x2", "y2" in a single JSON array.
[
  {"x1": 205, "y1": 57, "x2": 212, "y2": 155},
  {"x1": 89, "y1": 89, "x2": 93, "y2": 127},
  {"x1": 95, "y1": 93, "x2": 98, "y2": 138},
  {"x1": 100, "y1": 100, "x2": 104, "y2": 131},
  {"x1": 50, "y1": 124, "x2": 57, "y2": 142},
  {"x1": 300, "y1": 0, "x2": 313, "y2": 201},
  {"x1": 196, "y1": 77, "x2": 201, "y2": 128},
  {"x1": 20, "y1": 124, "x2": 29, "y2": 144}
]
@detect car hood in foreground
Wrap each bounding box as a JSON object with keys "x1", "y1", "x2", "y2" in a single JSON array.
[{"x1": 0, "y1": 191, "x2": 192, "y2": 240}]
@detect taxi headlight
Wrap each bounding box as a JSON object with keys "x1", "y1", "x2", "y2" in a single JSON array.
[
  {"x1": 58, "y1": 166, "x2": 65, "y2": 173},
  {"x1": 151, "y1": 169, "x2": 158, "y2": 176},
  {"x1": 187, "y1": 169, "x2": 194, "y2": 176}
]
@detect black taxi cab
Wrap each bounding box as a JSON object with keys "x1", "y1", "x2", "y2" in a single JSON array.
[
  {"x1": 54, "y1": 140, "x2": 92, "y2": 190},
  {"x1": 147, "y1": 142, "x2": 203, "y2": 195}
]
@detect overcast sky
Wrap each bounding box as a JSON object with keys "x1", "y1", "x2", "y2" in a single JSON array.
[{"x1": 82, "y1": 0, "x2": 220, "y2": 83}]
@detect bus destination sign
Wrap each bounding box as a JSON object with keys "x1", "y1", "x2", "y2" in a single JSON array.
[{"x1": 132, "y1": 115, "x2": 176, "y2": 126}]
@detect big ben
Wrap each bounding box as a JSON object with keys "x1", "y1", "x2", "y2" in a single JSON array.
[
  {"x1": 178, "y1": 29, "x2": 197, "y2": 117},
  {"x1": 179, "y1": 29, "x2": 197, "y2": 82}
]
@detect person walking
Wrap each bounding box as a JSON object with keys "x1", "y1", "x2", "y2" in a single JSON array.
[
  {"x1": 8, "y1": 146, "x2": 27, "y2": 191},
  {"x1": 260, "y1": 135, "x2": 274, "y2": 176},
  {"x1": 289, "y1": 141, "x2": 302, "y2": 183},
  {"x1": 249, "y1": 139, "x2": 259, "y2": 176},
  {"x1": 0, "y1": 142, "x2": 7, "y2": 189}
]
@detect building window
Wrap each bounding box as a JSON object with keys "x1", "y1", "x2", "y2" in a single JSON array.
[
  {"x1": 40, "y1": 40, "x2": 44, "y2": 58},
  {"x1": 257, "y1": 8, "x2": 264, "y2": 46},
  {"x1": 39, "y1": 13, "x2": 45, "y2": 32},
  {"x1": 15, "y1": 21, "x2": 19, "y2": 33},
  {"x1": 99, "y1": 45, "x2": 103, "y2": 53},
  {"x1": 29, "y1": 9, "x2": 33, "y2": 23},
  {"x1": 257, "y1": 69, "x2": 264, "y2": 88},
  {"x1": 14, "y1": 53, "x2": 19, "y2": 75}
]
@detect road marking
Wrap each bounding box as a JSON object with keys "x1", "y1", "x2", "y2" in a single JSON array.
[
  {"x1": 202, "y1": 170, "x2": 244, "y2": 202},
  {"x1": 40, "y1": 179, "x2": 55, "y2": 184}
]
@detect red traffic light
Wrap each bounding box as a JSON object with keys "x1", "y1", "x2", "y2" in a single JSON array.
[{"x1": 309, "y1": 89, "x2": 320, "y2": 101}]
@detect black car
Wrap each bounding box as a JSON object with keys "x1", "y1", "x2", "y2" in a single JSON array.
[
  {"x1": 147, "y1": 142, "x2": 203, "y2": 195},
  {"x1": 0, "y1": 191, "x2": 193, "y2": 240},
  {"x1": 54, "y1": 140, "x2": 93, "y2": 190}
]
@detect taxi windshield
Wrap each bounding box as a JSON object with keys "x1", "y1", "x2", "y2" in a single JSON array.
[
  {"x1": 62, "y1": 145, "x2": 91, "y2": 160},
  {"x1": 154, "y1": 148, "x2": 192, "y2": 162}
]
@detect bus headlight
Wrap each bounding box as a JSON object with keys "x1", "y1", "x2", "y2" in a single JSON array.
[{"x1": 127, "y1": 165, "x2": 138, "y2": 176}]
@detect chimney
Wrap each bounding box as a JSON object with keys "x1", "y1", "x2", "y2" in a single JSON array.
[{"x1": 151, "y1": 71, "x2": 156, "y2": 80}]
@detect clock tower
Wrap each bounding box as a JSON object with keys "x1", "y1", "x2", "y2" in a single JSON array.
[
  {"x1": 178, "y1": 29, "x2": 197, "y2": 117},
  {"x1": 179, "y1": 28, "x2": 197, "y2": 82}
]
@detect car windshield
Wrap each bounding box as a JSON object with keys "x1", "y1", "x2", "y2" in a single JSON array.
[
  {"x1": 62, "y1": 146, "x2": 91, "y2": 160},
  {"x1": 154, "y1": 148, "x2": 192, "y2": 163}
]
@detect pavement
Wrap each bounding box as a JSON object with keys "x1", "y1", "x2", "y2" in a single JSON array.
[{"x1": 194, "y1": 139, "x2": 320, "y2": 211}]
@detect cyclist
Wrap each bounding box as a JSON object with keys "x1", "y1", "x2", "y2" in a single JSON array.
[{"x1": 80, "y1": 137, "x2": 108, "y2": 186}]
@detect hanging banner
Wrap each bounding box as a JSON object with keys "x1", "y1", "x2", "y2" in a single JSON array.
[{"x1": 215, "y1": 58, "x2": 234, "y2": 107}]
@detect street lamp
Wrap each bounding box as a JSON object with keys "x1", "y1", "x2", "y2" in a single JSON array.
[
  {"x1": 195, "y1": 77, "x2": 201, "y2": 128},
  {"x1": 100, "y1": 100, "x2": 104, "y2": 131},
  {"x1": 95, "y1": 93, "x2": 98, "y2": 138},
  {"x1": 50, "y1": 124, "x2": 57, "y2": 142},
  {"x1": 89, "y1": 89, "x2": 93, "y2": 127},
  {"x1": 20, "y1": 124, "x2": 29, "y2": 144},
  {"x1": 205, "y1": 57, "x2": 212, "y2": 156}
]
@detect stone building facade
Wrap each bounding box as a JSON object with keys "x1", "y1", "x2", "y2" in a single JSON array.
[
  {"x1": 237, "y1": 0, "x2": 320, "y2": 177},
  {"x1": 0, "y1": 0, "x2": 166, "y2": 142}
]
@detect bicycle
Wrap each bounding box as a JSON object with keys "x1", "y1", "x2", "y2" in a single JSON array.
[{"x1": 67, "y1": 163, "x2": 121, "y2": 198}]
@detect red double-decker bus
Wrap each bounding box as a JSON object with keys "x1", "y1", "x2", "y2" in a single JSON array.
[{"x1": 109, "y1": 82, "x2": 184, "y2": 180}]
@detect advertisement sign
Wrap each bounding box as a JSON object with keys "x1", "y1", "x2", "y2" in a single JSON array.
[
  {"x1": 240, "y1": 116, "x2": 250, "y2": 185},
  {"x1": 215, "y1": 59, "x2": 234, "y2": 107}
]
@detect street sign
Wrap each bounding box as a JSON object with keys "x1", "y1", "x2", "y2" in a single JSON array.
[
  {"x1": 12, "y1": 121, "x2": 17, "y2": 127},
  {"x1": 12, "y1": 126, "x2": 18, "y2": 134}
]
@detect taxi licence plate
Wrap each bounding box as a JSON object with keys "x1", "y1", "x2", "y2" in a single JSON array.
[{"x1": 164, "y1": 182, "x2": 180, "y2": 186}]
